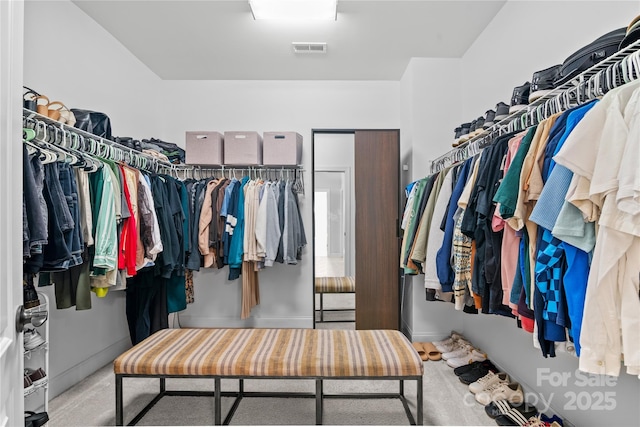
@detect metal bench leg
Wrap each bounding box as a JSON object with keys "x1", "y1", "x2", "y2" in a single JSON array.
[
  {"x1": 417, "y1": 377, "x2": 423, "y2": 425},
  {"x1": 319, "y1": 293, "x2": 324, "y2": 322},
  {"x1": 115, "y1": 375, "x2": 123, "y2": 426},
  {"x1": 215, "y1": 378, "x2": 221, "y2": 425},
  {"x1": 316, "y1": 379, "x2": 323, "y2": 425},
  {"x1": 160, "y1": 377, "x2": 166, "y2": 393}
]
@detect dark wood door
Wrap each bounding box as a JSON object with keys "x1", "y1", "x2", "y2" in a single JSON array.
[{"x1": 354, "y1": 130, "x2": 400, "y2": 330}]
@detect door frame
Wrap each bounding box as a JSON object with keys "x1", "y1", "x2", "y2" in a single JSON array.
[{"x1": 0, "y1": 0, "x2": 25, "y2": 424}]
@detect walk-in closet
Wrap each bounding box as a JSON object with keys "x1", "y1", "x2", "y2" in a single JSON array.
[{"x1": 2, "y1": 1, "x2": 640, "y2": 427}]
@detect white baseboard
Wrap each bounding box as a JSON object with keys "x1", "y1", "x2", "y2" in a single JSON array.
[
  {"x1": 177, "y1": 315, "x2": 314, "y2": 329},
  {"x1": 49, "y1": 336, "x2": 131, "y2": 399}
]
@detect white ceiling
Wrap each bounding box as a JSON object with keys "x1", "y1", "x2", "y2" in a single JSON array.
[{"x1": 72, "y1": 0, "x2": 507, "y2": 80}]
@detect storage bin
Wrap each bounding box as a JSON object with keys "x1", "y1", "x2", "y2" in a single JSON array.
[
  {"x1": 263, "y1": 132, "x2": 303, "y2": 166},
  {"x1": 223, "y1": 131, "x2": 263, "y2": 165},
  {"x1": 185, "y1": 131, "x2": 224, "y2": 165}
]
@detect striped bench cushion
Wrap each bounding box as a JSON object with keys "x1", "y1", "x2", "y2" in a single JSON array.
[
  {"x1": 314, "y1": 276, "x2": 356, "y2": 293},
  {"x1": 114, "y1": 328, "x2": 423, "y2": 378}
]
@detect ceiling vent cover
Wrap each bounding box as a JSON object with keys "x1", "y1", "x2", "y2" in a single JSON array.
[{"x1": 292, "y1": 42, "x2": 327, "y2": 54}]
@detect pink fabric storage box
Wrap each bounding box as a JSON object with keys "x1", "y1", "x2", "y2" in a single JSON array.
[
  {"x1": 223, "y1": 131, "x2": 263, "y2": 165},
  {"x1": 185, "y1": 131, "x2": 224, "y2": 165},
  {"x1": 262, "y1": 132, "x2": 303, "y2": 166}
]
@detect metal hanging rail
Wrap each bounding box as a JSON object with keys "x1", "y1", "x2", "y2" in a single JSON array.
[
  {"x1": 22, "y1": 108, "x2": 304, "y2": 178},
  {"x1": 429, "y1": 38, "x2": 640, "y2": 174}
]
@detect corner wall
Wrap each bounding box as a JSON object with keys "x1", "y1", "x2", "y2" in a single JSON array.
[
  {"x1": 399, "y1": 57, "x2": 465, "y2": 341},
  {"x1": 23, "y1": 0, "x2": 163, "y2": 398}
]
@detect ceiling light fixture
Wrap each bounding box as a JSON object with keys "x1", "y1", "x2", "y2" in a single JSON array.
[{"x1": 249, "y1": 0, "x2": 337, "y2": 21}]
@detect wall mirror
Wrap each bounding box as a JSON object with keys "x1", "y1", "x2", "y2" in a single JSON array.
[{"x1": 313, "y1": 132, "x2": 356, "y2": 328}]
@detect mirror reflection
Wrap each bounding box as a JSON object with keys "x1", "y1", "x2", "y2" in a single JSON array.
[{"x1": 314, "y1": 133, "x2": 355, "y2": 328}]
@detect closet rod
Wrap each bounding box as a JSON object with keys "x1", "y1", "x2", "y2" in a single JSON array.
[
  {"x1": 429, "y1": 38, "x2": 640, "y2": 174},
  {"x1": 23, "y1": 108, "x2": 181, "y2": 173}
]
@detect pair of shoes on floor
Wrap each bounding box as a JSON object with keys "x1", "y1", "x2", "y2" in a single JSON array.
[
  {"x1": 455, "y1": 359, "x2": 498, "y2": 384},
  {"x1": 411, "y1": 342, "x2": 442, "y2": 361},
  {"x1": 469, "y1": 371, "x2": 510, "y2": 394},
  {"x1": 486, "y1": 399, "x2": 538, "y2": 426},
  {"x1": 432, "y1": 331, "x2": 466, "y2": 353},
  {"x1": 24, "y1": 328, "x2": 45, "y2": 351},
  {"x1": 441, "y1": 341, "x2": 487, "y2": 368},
  {"x1": 475, "y1": 380, "x2": 524, "y2": 406}
]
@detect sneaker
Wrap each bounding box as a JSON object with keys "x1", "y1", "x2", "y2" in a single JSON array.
[
  {"x1": 486, "y1": 400, "x2": 537, "y2": 419},
  {"x1": 494, "y1": 101, "x2": 510, "y2": 121},
  {"x1": 447, "y1": 348, "x2": 488, "y2": 368},
  {"x1": 435, "y1": 337, "x2": 470, "y2": 353},
  {"x1": 469, "y1": 371, "x2": 509, "y2": 394},
  {"x1": 23, "y1": 276, "x2": 40, "y2": 309},
  {"x1": 476, "y1": 382, "x2": 524, "y2": 406},
  {"x1": 483, "y1": 109, "x2": 496, "y2": 128},
  {"x1": 529, "y1": 65, "x2": 561, "y2": 103},
  {"x1": 470, "y1": 116, "x2": 485, "y2": 137},
  {"x1": 456, "y1": 122, "x2": 472, "y2": 145},
  {"x1": 495, "y1": 408, "x2": 540, "y2": 426},
  {"x1": 442, "y1": 345, "x2": 472, "y2": 361},
  {"x1": 26, "y1": 367, "x2": 47, "y2": 387},
  {"x1": 23, "y1": 328, "x2": 45, "y2": 351},
  {"x1": 452, "y1": 126, "x2": 463, "y2": 147},
  {"x1": 24, "y1": 375, "x2": 34, "y2": 394},
  {"x1": 454, "y1": 359, "x2": 494, "y2": 377},
  {"x1": 509, "y1": 82, "x2": 531, "y2": 113},
  {"x1": 433, "y1": 332, "x2": 465, "y2": 350}
]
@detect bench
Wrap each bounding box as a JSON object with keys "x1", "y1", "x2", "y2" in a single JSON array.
[
  {"x1": 114, "y1": 328, "x2": 423, "y2": 425},
  {"x1": 314, "y1": 276, "x2": 356, "y2": 323}
]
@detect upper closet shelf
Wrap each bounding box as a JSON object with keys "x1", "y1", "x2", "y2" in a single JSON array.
[{"x1": 430, "y1": 39, "x2": 640, "y2": 174}]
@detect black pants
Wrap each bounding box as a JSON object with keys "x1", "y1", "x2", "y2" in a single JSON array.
[{"x1": 125, "y1": 269, "x2": 168, "y2": 345}]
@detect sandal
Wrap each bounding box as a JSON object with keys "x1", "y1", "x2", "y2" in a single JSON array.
[
  {"x1": 412, "y1": 342, "x2": 429, "y2": 361},
  {"x1": 23, "y1": 87, "x2": 40, "y2": 112},
  {"x1": 35, "y1": 95, "x2": 50, "y2": 116},
  {"x1": 421, "y1": 342, "x2": 442, "y2": 361},
  {"x1": 46, "y1": 101, "x2": 65, "y2": 122}
]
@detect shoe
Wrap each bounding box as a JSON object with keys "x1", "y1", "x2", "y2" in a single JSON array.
[
  {"x1": 24, "y1": 375, "x2": 34, "y2": 394},
  {"x1": 441, "y1": 341, "x2": 473, "y2": 360},
  {"x1": 474, "y1": 116, "x2": 485, "y2": 134},
  {"x1": 451, "y1": 126, "x2": 463, "y2": 147},
  {"x1": 456, "y1": 122, "x2": 472, "y2": 144},
  {"x1": 25, "y1": 411, "x2": 49, "y2": 427},
  {"x1": 469, "y1": 371, "x2": 509, "y2": 394},
  {"x1": 476, "y1": 382, "x2": 524, "y2": 405},
  {"x1": 25, "y1": 367, "x2": 47, "y2": 387},
  {"x1": 23, "y1": 328, "x2": 45, "y2": 351},
  {"x1": 529, "y1": 65, "x2": 561, "y2": 102},
  {"x1": 433, "y1": 332, "x2": 465, "y2": 350},
  {"x1": 483, "y1": 109, "x2": 496, "y2": 128},
  {"x1": 435, "y1": 336, "x2": 470, "y2": 353},
  {"x1": 23, "y1": 276, "x2": 40, "y2": 309},
  {"x1": 509, "y1": 82, "x2": 531, "y2": 113},
  {"x1": 486, "y1": 400, "x2": 537, "y2": 419},
  {"x1": 454, "y1": 359, "x2": 496, "y2": 377},
  {"x1": 447, "y1": 348, "x2": 488, "y2": 368},
  {"x1": 495, "y1": 408, "x2": 540, "y2": 426},
  {"x1": 494, "y1": 101, "x2": 510, "y2": 121}
]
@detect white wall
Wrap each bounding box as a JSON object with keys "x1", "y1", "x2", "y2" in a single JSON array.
[
  {"x1": 461, "y1": 0, "x2": 640, "y2": 119},
  {"x1": 23, "y1": 0, "x2": 163, "y2": 398},
  {"x1": 399, "y1": 57, "x2": 464, "y2": 341},
  {"x1": 456, "y1": 2, "x2": 640, "y2": 426},
  {"x1": 160, "y1": 80, "x2": 399, "y2": 328}
]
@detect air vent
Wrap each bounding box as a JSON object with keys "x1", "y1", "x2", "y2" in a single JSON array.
[{"x1": 292, "y1": 42, "x2": 327, "y2": 54}]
